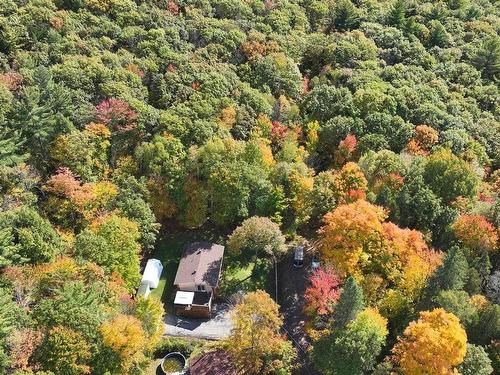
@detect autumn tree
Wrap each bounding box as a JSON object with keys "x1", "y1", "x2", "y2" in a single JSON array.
[
  {"x1": 392, "y1": 308, "x2": 467, "y2": 375},
  {"x1": 318, "y1": 200, "x2": 440, "y2": 300},
  {"x1": 333, "y1": 134, "x2": 357, "y2": 166},
  {"x1": 43, "y1": 168, "x2": 118, "y2": 228},
  {"x1": 7, "y1": 328, "x2": 43, "y2": 373},
  {"x1": 94, "y1": 98, "x2": 139, "y2": 166},
  {"x1": 34, "y1": 326, "x2": 91, "y2": 375},
  {"x1": 100, "y1": 314, "x2": 147, "y2": 373},
  {"x1": 318, "y1": 200, "x2": 386, "y2": 279},
  {"x1": 304, "y1": 267, "x2": 341, "y2": 316},
  {"x1": 452, "y1": 215, "x2": 498, "y2": 255},
  {"x1": 332, "y1": 162, "x2": 368, "y2": 204},
  {"x1": 50, "y1": 123, "x2": 111, "y2": 181},
  {"x1": 405, "y1": 125, "x2": 438, "y2": 155},
  {"x1": 224, "y1": 290, "x2": 296, "y2": 374}
]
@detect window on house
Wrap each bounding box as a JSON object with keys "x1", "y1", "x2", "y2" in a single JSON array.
[{"x1": 197, "y1": 285, "x2": 205, "y2": 291}]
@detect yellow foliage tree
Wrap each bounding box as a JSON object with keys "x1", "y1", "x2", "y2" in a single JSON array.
[
  {"x1": 318, "y1": 200, "x2": 386, "y2": 279},
  {"x1": 100, "y1": 314, "x2": 147, "y2": 372},
  {"x1": 392, "y1": 308, "x2": 467, "y2": 375},
  {"x1": 225, "y1": 290, "x2": 296, "y2": 374},
  {"x1": 333, "y1": 162, "x2": 368, "y2": 204},
  {"x1": 134, "y1": 296, "x2": 165, "y2": 350}
]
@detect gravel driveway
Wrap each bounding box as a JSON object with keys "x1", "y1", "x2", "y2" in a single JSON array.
[{"x1": 163, "y1": 303, "x2": 233, "y2": 340}]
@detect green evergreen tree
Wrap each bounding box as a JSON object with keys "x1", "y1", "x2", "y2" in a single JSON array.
[
  {"x1": 473, "y1": 253, "x2": 492, "y2": 289},
  {"x1": 427, "y1": 246, "x2": 469, "y2": 295},
  {"x1": 327, "y1": 0, "x2": 360, "y2": 32},
  {"x1": 313, "y1": 309, "x2": 387, "y2": 375},
  {"x1": 13, "y1": 67, "x2": 74, "y2": 172},
  {"x1": 332, "y1": 276, "x2": 365, "y2": 328},
  {"x1": 473, "y1": 37, "x2": 500, "y2": 81},
  {"x1": 427, "y1": 20, "x2": 450, "y2": 47},
  {"x1": 0, "y1": 288, "x2": 17, "y2": 342},
  {"x1": 0, "y1": 227, "x2": 22, "y2": 266},
  {"x1": 470, "y1": 304, "x2": 500, "y2": 345},
  {"x1": 388, "y1": 0, "x2": 406, "y2": 27},
  {"x1": 0, "y1": 128, "x2": 26, "y2": 167}
]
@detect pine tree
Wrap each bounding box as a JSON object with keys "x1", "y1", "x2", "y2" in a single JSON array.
[
  {"x1": 0, "y1": 227, "x2": 23, "y2": 266},
  {"x1": 428, "y1": 21, "x2": 450, "y2": 47},
  {"x1": 14, "y1": 67, "x2": 74, "y2": 172},
  {"x1": 473, "y1": 253, "x2": 492, "y2": 289},
  {"x1": 0, "y1": 128, "x2": 26, "y2": 167},
  {"x1": 327, "y1": 0, "x2": 360, "y2": 32},
  {"x1": 388, "y1": 0, "x2": 406, "y2": 27},
  {"x1": 332, "y1": 276, "x2": 365, "y2": 328},
  {"x1": 473, "y1": 37, "x2": 500, "y2": 81},
  {"x1": 427, "y1": 246, "x2": 469, "y2": 295}
]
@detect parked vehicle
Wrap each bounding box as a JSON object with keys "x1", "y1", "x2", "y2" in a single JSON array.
[
  {"x1": 311, "y1": 256, "x2": 320, "y2": 271},
  {"x1": 293, "y1": 246, "x2": 304, "y2": 268}
]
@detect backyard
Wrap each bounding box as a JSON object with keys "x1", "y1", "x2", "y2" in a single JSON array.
[{"x1": 147, "y1": 224, "x2": 277, "y2": 310}]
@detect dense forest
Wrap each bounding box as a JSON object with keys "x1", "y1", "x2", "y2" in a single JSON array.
[{"x1": 0, "y1": 0, "x2": 499, "y2": 374}]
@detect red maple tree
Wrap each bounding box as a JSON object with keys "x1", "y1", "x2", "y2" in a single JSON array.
[{"x1": 304, "y1": 267, "x2": 341, "y2": 316}]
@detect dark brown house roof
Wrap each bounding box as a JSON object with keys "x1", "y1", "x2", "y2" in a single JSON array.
[
  {"x1": 173, "y1": 242, "x2": 225, "y2": 288},
  {"x1": 189, "y1": 350, "x2": 236, "y2": 375}
]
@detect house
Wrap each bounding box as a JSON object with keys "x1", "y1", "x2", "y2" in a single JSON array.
[
  {"x1": 188, "y1": 350, "x2": 236, "y2": 375},
  {"x1": 136, "y1": 258, "x2": 163, "y2": 298},
  {"x1": 173, "y1": 242, "x2": 225, "y2": 318}
]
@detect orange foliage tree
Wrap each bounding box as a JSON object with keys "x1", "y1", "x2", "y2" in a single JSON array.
[
  {"x1": 405, "y1": 125, "x2": 439, "y2": 155},
  {"x1": 318, "y1": 200, "x2": 441, "y2": 301},
  {"x1": 392, "y1": 308, "x2": 467, "y2": 375},
  {"x1": 334, "y1": 134, "x2": 357, "y2": 166},
  {"x1": 452, "y1": 214, "x2": 498, "y2": 254},
  {"x1": 43, "y1": 168, "x2": 118, "y2": 227},
  {"x1": 318, "y1": 200, "x2": 386, "y2": 279}
]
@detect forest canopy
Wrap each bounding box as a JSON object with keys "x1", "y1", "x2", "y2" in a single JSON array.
[{"x1": 0, "y1": 0, "x2": 499, "y2": 374}]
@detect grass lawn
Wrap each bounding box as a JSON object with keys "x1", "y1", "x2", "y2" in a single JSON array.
[
  {"x1": 148, "y1": 225, "x2": 227, "y2": 311},
  {"x1": 147, "y1": 223, "x2": 275, "y2": 309}
]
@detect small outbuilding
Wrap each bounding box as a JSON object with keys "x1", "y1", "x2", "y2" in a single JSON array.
[
  {"x1": 137, "y1": 258, "x2": 163, "y2": 299},
  {"x1": 173, "y1": 242, "x2": 225, "y2": 318}
]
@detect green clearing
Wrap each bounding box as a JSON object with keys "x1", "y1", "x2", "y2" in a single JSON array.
[
  {"x1": 148, "y1": 225, "x2": 275, "y2": 309},
  {"x1": 148, "y1": 226, "x2": 227, "y2": 310}
]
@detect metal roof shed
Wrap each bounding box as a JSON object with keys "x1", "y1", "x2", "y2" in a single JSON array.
[{"x1": 141, "y1": 258, "x2": 163, "y2": 289}]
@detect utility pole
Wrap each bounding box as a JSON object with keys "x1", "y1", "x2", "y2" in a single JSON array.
[{"x1": 274, "y1": 256, "x2": 278, "y2": 303}]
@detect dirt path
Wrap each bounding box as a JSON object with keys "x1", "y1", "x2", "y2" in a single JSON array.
[{"x1": 277, "y1": 257, "x2": 320, "y2": 375}]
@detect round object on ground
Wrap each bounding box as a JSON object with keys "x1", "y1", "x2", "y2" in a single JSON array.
[{"x1": 160, "y1": 352, "x2": 187, "y2": 374}]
